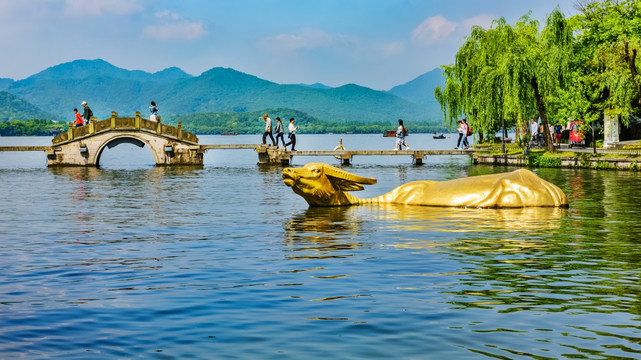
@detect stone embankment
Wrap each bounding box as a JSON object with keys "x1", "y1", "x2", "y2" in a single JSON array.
[{"x1": 473, "y1": 143, "x2": 641, "y2": 170}]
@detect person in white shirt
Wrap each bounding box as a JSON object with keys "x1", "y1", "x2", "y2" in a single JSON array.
[
  {"x1": 530, "y1": 118, "x2": 539, "y2": 146},
  {"x1": 455, "y1": 120, "x2": 464, "y2": 149},
  {"x1": 461, "y1": 119, "x2": 470, "y2": 149},
  {"x1": 283, "y1": 118, "x2": 298, "y2": 151},
  {"x1": 395, "y1": 119, "x2": 409, "y2": 150}
]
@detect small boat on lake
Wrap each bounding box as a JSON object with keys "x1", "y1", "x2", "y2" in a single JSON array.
[
  {"x1": 221, "y1": 132, "x2": 237, "y2": 136},
  {"x1": 433, "y1": 133, "x2": 446, "y2": 139},
  {"x1": 383, "y1": 130, "x2": 396, "y2": 137}
]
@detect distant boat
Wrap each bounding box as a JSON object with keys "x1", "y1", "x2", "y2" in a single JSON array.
[
  {"x1": 383, "y1": 130, "x2": 396, "y2": 137},
  {"x1": 433, "y1": 133, "x2": 446, "y2": 139},
  {"x1": 221, "y1": 132, "x2": 237, "y2": 136}
]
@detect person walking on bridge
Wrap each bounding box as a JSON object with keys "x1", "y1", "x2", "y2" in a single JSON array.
[
  {"x1": 73, "y1": 108, "x2": 83, "y2": 127},
  {"x1": 81, "y1": 101, "x2": 93, "y2": 125},
  {"x1": 461, "y1": 118, "x2": 470, "y2": 150},
  {"x1": 149, "y1": 101, "x2": 158, "y2": 122},
  {"x1": 283, "y1": 118, "x2": 298, "y2": 151},
  {"x1": 395, "y1": 119, "x2": 409, "y2": 150},
  {"x1": 262, "y1": 114, "x2": 276, "y2": 146},
  {"x1": 274, "y1": 117, "x2": 285, "y2": 147}
]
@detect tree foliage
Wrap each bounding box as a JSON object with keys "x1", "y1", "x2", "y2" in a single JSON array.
[
  {"x1": 565, "y1": 0, "x2": 641, "y2": 124},
  {"x1": 0, "y1": 119, "x2": 66, "y2": 136}
]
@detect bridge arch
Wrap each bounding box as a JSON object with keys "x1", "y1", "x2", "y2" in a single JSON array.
[{"x1": 94, "y1": 134, "x2": 159, "y2": 167}]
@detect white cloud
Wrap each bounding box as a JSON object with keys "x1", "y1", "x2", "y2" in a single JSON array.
[
  {"x1": 412, "y1": 15, "x2": 457, "y2": 45},
  {"x1": 142, "y1": 11, "x2": 206, "y2": 41},
  {"x1": 262, "y1": 28, "x2": 334, "y2": 51},
  {"x1": 461, "y1": 14, "x2": 496, "y2": 30},
  {"x1": 382, "y1": 41, "x2": 404, "y2": 56},
  {"x1": 154, "y1": 10, "x2": 182, "y2": 21},
  {"x1": 412, "y1": 13, "x2": 497, "y2": 45},
  {"x1": 64, "y1": 0, "x2": 144, "y2": 16},
  {"x1": 143, "y1": 22, "x2": 206, "y2": 41}
]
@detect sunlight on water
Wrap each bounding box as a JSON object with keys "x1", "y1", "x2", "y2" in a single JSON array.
[{"x1": 1, "y1": 134, "x2": 641, "y2": 359}]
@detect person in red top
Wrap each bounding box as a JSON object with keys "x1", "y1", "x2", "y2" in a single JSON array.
[{"x1": 74, "y1": 108, "x2": 83, "y2": 127}]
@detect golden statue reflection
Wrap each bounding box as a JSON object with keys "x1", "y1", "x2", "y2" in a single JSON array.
[
  {"x1": 283, "y1": 206, "x2": 366, "y2": 260},
  {"x1": 283, "y1": 203, "x2": 567, "y2": 256},
  {"x1": 283, "y1": 163, "x2": 568, "y2": 208}
]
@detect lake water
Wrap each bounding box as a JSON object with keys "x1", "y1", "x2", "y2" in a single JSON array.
[{"x1": 1, "y1": 134, "x2": 640, "y2": 359}]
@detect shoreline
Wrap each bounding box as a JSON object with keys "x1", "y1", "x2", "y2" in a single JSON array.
[{"x1": 474, "y1": 153, "x2": 640, "y2": 170}]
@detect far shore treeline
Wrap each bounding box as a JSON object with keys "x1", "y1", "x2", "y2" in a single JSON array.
[
  {"x1": 169, "y1": 109, "x2": 449, "y2": 135},
  {"x1": 0, "y1": 109, "x2": 449, "y2": 136},
  {"x1": 0, "y1": 119, "x2": 66, "y2": 136}
]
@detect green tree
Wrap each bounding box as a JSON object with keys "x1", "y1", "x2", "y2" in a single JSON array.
[{"x1": 566, "y1": 0, "x2": 641, "y2": 125}]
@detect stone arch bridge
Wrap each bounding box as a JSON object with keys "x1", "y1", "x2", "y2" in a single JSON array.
[{"x1": 47, "y1": 111, "x2": 202, "y2": 167}]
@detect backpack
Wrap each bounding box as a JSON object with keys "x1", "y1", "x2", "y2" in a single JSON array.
[
  {"x1": 466, "y1": 124, "x2": 472, "y2": 136},
  {"x1": 88, "y1": 108, "x2": 93, "y2": 118},
  {"x1": 403, "y1": 126, "x2": 408, "y2": 137}
]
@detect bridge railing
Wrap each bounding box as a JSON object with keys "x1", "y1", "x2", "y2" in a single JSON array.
[{"x1": 52, "y1": 111, "x2": 198, "y2": 145}]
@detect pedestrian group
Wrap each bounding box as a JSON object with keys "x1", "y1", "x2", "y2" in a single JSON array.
[{"x1": 262, "y1": 113, "x2": 299, "y2": 151}]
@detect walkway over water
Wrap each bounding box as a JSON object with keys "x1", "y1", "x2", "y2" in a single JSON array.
[{"x1": 254, "y1": 147, "x2": 473, "y2": 165}]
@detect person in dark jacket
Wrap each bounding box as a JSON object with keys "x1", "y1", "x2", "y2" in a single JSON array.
[
  {"x1": 274, "y1": 117, "x2": 285, "y2": 148},
  {"x1": 82, "y1": 101, "x2": 93, "y2": 125}
]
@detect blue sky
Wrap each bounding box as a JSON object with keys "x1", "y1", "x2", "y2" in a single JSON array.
[{"x1": 0, "y1": 0, "x2": 577, "y2": 90}]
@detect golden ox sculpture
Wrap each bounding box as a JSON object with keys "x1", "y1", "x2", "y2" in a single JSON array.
[{"x1": 282, "y1": 162, "x2": 568, "y2": 208}]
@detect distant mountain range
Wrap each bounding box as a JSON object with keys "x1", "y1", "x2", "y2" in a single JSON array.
[{"x1": 0, "y1": 59, "x2": 445, "y2": 127}]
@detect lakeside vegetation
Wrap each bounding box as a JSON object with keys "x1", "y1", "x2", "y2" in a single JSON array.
[
  {"x1": 0, "y1": 119, "x2": 65, "y2": 136},
  {"x1": 435, "y1": 0, "x2": 641, "y2": 152}
]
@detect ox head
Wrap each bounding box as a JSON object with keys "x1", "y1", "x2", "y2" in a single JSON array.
[{"x1": 282, "y1": 162, "x2": 377, "y2": 206}]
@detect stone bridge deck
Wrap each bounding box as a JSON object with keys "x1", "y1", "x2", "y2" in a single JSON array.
[
  {"x1": 45, "y1": 111, "x2": 201, "y2": 167},
  {"x1": 52, "y1": 112, "x2": 198, "y2": 146}
]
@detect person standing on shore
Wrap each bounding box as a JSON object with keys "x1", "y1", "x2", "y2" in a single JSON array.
[
  {"x1": 81, "y1": 101, "x2": 92, "y2": 125},
  {"x1": 283, "y1": 118, "x2": 298, "y2": 151},
  {"x1": 554, "y1": 122, "x2": 563, "y2": 148},
  {"x1": 274, "y1": 117, "x2": 285, "y2": 148},
  {"x1": 530, "y1": 118, "x2": 539, "y2": 147},
  {"x1": 262, "y1": 114, "x2": 276, "y2": 146}
]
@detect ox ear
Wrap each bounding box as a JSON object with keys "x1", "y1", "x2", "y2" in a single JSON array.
[
  {"x1": 331, "y1": 178, "x2": 366, "y2": 192},
  {"x1": 323, "y1": 164, "x2": 377, "y2": 192}
]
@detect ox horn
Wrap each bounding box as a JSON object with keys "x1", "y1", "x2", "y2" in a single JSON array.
[{"x1": 323, "y1": 164, "x2": 377, "y2": 185}]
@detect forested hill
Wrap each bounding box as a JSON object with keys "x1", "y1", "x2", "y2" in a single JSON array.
[
  {"x1": 0, "y1": 91, "x2": 53, "y2": 122},
  {"x1": 2, "y1": 59, "x2": 445, "y2": 126}
]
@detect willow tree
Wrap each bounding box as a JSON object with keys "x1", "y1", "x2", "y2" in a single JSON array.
[
  {"x1": 435, "y1": 9, "x2": 572, "y2": 152},
  {"x1": 434, "y1": 21, "x2": 516, "y2": 143}
]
